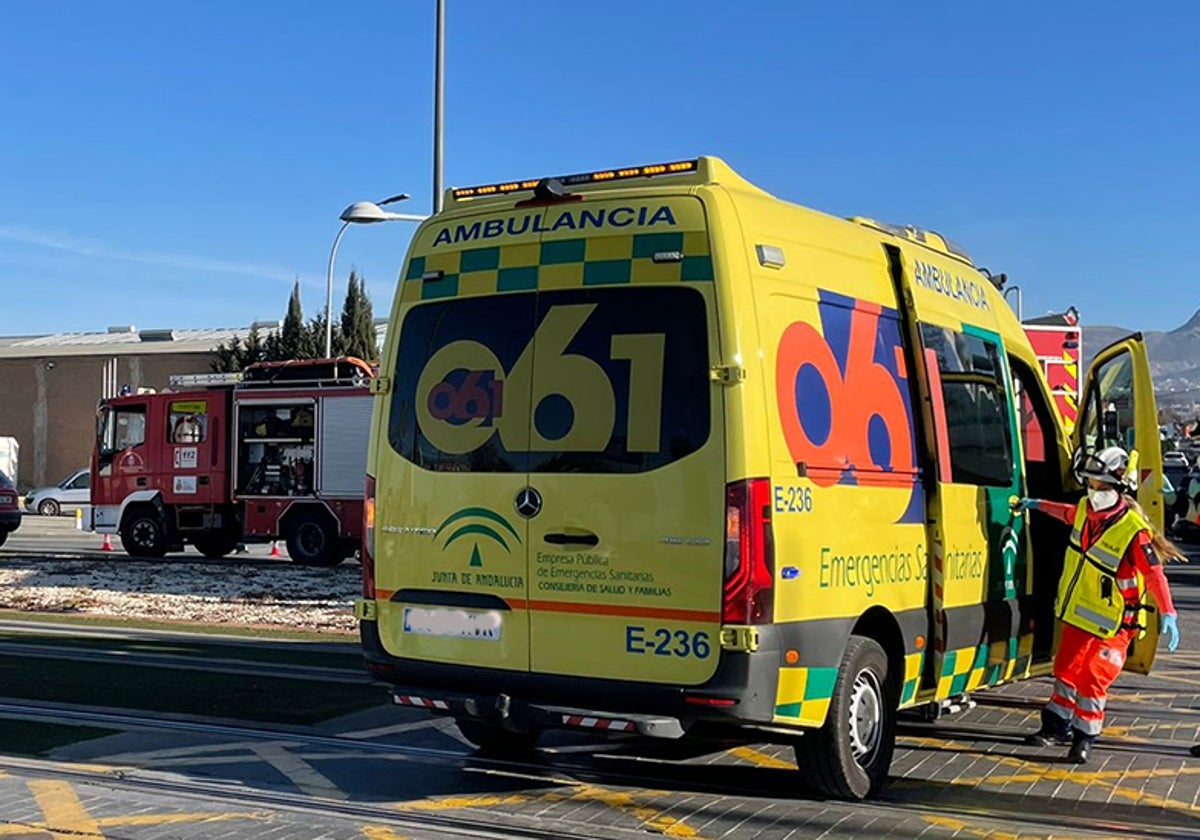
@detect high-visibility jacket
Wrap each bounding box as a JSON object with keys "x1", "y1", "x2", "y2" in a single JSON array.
[{"x1": 1056, "y1": 499, "x2": 1148, "y2": 639}]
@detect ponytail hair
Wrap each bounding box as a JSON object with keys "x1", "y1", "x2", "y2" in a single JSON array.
[{"x1": 1124, "y1": 493, "x2": 1189, "y2": 562}]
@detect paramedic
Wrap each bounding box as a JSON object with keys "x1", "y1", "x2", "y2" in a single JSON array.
[{"x1": 1015, "y1": 446, "x2": 1182, "y2": 764}]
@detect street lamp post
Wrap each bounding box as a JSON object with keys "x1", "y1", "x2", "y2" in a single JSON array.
[{"x1": 325, "y1": 196, "x2": 426, "y2": 358}]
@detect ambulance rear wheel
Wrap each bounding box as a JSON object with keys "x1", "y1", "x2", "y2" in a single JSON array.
[
  {"x1": 120, "y1": 508, "x2": 169, "y2": 559},
  {"x1": 285, "y1": 514, "x2": 342, "y2": 567},
  {"x1": 795, "y1": 635, "x2": 896, "y2": 800},
  {"x1": 454, "y1": 718, "x2": 540, "y2": 756}
]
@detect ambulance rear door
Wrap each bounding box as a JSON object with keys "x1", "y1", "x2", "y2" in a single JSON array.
[
  {"x1": 373, "y1": 207, "x2": 544, "y2": 674},
  {"x1": 1074, "y1": 334, "x2": 1163, "y2": 674},
  {"x1": 524, "y1": 196, "x2": 725, "y2": 686}
]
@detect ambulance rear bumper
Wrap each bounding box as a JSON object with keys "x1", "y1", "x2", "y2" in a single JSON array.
[
  {"x1": 394, "y1": 689, "x2": 687, "y2": 739},
  {"x1": 360, "y1": 620, "x2": 781, "y2": 731}
]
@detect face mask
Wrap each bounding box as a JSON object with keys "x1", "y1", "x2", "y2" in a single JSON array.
[{"x1": 1087, "y1": 487, "x2": 1120, "y2": 511}]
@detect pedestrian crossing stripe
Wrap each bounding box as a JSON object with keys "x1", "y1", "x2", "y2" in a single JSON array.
[{"x1": 400, "y1": 231, "x2": 713, "y2": 302}]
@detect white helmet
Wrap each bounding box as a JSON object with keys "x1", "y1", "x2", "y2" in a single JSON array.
[{"x1": 1072, "y1": 445, "x2": 1131, "y2": 488}]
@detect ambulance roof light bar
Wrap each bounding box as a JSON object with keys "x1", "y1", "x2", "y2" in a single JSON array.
[{"x1": 451, "y1": 159, "x2": 699, "y2": 200}]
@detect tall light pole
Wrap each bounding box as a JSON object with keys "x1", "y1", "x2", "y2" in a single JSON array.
[
  {"x1": 433, "y1": 0, "x2": 445, "y2": 213},
  {"x1": 325, "y1": 196, "x2": 426, "y2": 358}
]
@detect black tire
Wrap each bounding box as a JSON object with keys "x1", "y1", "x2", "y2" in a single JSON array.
[
  {"x1": 285, "y1": 514, "x2": 343, "y2": 567},
  {"x1": 120, "y1": 508, "x2": 169, "y2": 558},
  {"x1": 794, "y1": 636, "x2": 897, "y2": 800},
  {"x1": 191, "y1": 530, "x2": 240, "y2": 559},
  {"x1": 454, "y1": 718, "x2": 540, "y2": 756},
  {"x1": 38, "y1": 499, "x2": 60, "y2": 517},
  {"x1": 0, "y1": 531, "x2": 7, "y2": 548}
]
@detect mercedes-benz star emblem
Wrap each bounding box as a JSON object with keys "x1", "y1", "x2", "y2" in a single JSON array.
[{"x1": 514, "y1": 487, "x2": 543, "y2": 519}]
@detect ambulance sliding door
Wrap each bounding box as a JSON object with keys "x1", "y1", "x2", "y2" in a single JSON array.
[{"x1": 888, "y1": 246, "x2": 1028, "y2": 698}]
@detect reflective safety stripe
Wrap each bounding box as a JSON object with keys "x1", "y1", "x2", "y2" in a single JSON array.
[
  {"x1": 1046, "y1": 697, "x2": 1074, "y2": 719},
  {"x1": 1073, "y1": 715, "x2": 1104, "y2": 735},
  {"x1": 1086, "y1": 543, "x2": 1123, "y2": 570},
  {"x1": 1076, "y1": 695, "x2": 1106, "y2": 713},
  {"x1": 1053, "y1": 678, "x2": 1077, "y2": 699},
  {"x1": 1070, "y1": 527, "x2": 1082, "y2": 544},
  {"x1": 1071, "y1": 603, "x2": 1121, "y2": 633},
  {"x1": 1117, "y1": 577, "x2": 1138, "y2": 590}
]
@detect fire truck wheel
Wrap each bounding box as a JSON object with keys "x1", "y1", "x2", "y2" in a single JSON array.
[
  {"x1": 285, "y1": 513, "x2": 343, "y2": 567},
  {"x1": 120, "y1": 508, "x2": 170, "y2": 559},
  {"x1": 191, "y1": 530, "x2": 240, "y2": 559}
]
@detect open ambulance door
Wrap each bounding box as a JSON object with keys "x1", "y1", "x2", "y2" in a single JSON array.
[{"x1": 1074, "y1": 334, "x2": 1162, "y2": 674}]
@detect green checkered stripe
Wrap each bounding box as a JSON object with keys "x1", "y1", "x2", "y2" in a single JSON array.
[
  {"x1": 774, "y1": 666, "x2": 837, "y2": 725},
  {"x1": 900, "y1": 651, "x2": 925, "y2": 706},
  {"x1": 937, "y1": 637, "x2": 1027, "y2": 697},
  {"x1": 401, "y1": 231, "x2": 713, "y2": 302}
]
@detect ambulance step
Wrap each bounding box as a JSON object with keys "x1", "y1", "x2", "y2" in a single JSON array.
[
  {"x1": 903, "y1": 693, "x2": 977, "y2": 722},
  {"x1": 531, "y1": 705, "x2": 685, "y2": 739}
]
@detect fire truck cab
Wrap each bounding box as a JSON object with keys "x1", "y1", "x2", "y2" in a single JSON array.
[{"x1": 86, "y1": 358, "x2": 373, "y2": 565}]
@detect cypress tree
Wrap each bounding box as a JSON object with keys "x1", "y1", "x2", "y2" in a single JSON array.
[
  {"x1": 274, "y1": 281, "x2": 307, "y2": 360},
  {"x1": 339, "y1": 270, "x2": 377, "y2": 361}
]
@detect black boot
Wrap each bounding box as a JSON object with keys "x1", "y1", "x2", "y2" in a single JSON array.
[
  {"x1": 1067, "y1": 730, "x2": 1095, "y2": 764},
  {"x1": 1025, "y1": 709, "x2": 1072, "y2": 746}
]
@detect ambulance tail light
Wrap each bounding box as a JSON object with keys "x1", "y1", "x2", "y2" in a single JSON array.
[
  {"x1": 722, "y1": 479, "x2": 774, "y2": 625},
  {"x1": 362, "y1": 474, "x2": 376, "y2": 599}
]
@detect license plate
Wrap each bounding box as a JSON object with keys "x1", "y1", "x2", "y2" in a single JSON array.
[
  {"x1": 0, "y1": 495, "x2": 12, "y2": 505},
  {"x1": 403, "y1": 607, "x2": 502, "y2": 641}
]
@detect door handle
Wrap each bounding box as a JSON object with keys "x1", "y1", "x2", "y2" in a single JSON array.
[{"x1": 543, "y1": 531, "x2": 599, "y2": 548}]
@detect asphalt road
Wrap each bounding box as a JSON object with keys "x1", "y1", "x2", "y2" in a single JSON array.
[
  {"x1": 2, "y1": 511, "x2": 282, "y2": 560},
  {"x1": 0, "y1": 524, "x2": 1196, "y2": 838}
]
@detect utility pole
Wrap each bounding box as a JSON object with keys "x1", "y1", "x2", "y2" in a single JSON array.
[{"x1": 433, "y1": 0, "x2": 445, "y2": 214}]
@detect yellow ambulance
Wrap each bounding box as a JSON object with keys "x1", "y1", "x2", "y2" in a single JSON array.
[{"x1": 357, "y1": 157, "x2": 1163, "y2": 799}]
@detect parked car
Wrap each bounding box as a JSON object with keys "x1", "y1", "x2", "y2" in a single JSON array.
[
  {"x1": 0, "y1": 469, "x2": 20, "y2": 546},
  {"x1": 23, "y1": 468, "x2": 91, "y2": 516},
  {"x1": 1164, "y1": 450, "x2": 1190, "y2": 468}
]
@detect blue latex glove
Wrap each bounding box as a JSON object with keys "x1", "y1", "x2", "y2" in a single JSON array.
[
  {"x1": 1011, "y1": 497, "x2": 1040, "y2": 513},
  {"x1": 1161, "y1": 613, "x2": 1180, "y2": 653}
]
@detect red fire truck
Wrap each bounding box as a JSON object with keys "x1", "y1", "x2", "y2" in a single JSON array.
[
  {"x1": 1023, "y1": 307, "x2": 1083, "y2": 432},
  {"x1": 83, "y1": 358, "x2": 374, "y2": 565}
]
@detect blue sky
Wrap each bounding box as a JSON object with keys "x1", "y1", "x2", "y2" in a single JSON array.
[{"x1": 2, "y1": 2, "x2": 1197, "y2": 336}]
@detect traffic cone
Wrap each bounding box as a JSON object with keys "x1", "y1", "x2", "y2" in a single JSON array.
[
  {"x1": 100, "y1": 534, "x2": 113, "y2": 552},
  {"x1": 269, "y1": 540, "x2": 281, "y2": 557}
]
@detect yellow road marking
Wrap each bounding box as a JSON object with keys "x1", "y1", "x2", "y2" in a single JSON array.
[
  {"x1": 400, "y1": 792, "x2": 553, "y2": 811},
  {"x1": 28, "y1": 779, "x2": 102, "y2": 837},
  {"x1": 730, "y1": 746, "x2": 795, "y2": 769},
  {"x1": 397, "y1": 784, "x2": 705, "y2": 838},
  {"x1": 362, "y1": 827, "x2": 412, "y2": 840},
  {"x1": 569, "y1": 784, "x2": 704, "y2": 838}
]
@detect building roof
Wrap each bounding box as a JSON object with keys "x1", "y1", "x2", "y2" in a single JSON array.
[
  {"x1": 0, "y1": 325, "x2": 266, "y2": 359},
  {"x1": 0, "y1": 318, "x2": 390, "y2": 360}
]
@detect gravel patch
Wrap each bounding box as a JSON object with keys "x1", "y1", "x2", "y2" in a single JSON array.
[{"x1": 0, "y1": 555, "x2": 360, "y2": 632}]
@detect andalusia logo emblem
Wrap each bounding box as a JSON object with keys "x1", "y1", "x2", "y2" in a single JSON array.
[{"x1": 434, "y1": 507, "x2": 521, "y2": 568}]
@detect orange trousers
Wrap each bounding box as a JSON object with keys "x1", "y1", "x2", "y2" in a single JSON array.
[{"x1": 1044, "y1": 622, "x2": 1135, "y2": 738}]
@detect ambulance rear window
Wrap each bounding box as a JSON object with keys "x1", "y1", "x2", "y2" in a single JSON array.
[{"x1": 389, "y1": 286, "x2": 710, "y2": 473}]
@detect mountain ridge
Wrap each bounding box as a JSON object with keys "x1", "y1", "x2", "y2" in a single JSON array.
[{"x1": 1078, "y1": 309, "x2": 1200, "y2": 404}]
